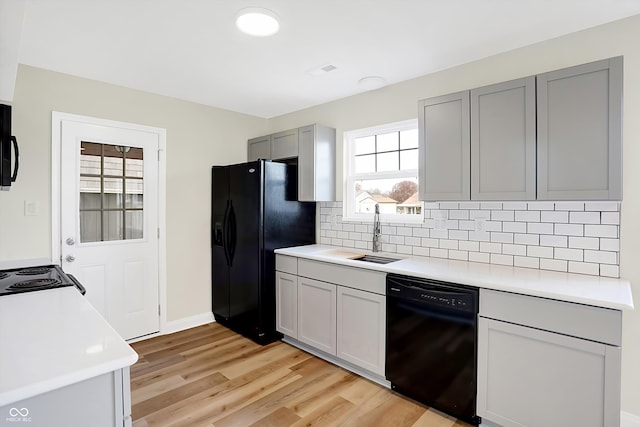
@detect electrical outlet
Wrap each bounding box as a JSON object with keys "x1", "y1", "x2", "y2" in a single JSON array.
[
  {"x1": 24, "y1": 200, "x2": 39, "y2": 216},
  {"x1": 474, "y1": 218, "x2": 486, "y2": 232}
]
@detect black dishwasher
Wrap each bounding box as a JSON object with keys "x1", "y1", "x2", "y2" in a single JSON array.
[{"x1": 386, "y1": 274, "x2": 480, "y2": 425}]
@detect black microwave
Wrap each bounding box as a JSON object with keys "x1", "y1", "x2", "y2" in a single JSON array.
[{"x1": 0, "y1": 104, "x2": 19, "y2": 190}]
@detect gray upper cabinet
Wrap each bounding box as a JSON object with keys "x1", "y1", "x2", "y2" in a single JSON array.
[
  {"x1": 271, "y1": 128, "x2": 299, "y2": 160},
  {"x1": 247, "y1": 124, "x2": 336, "y2": 201},
  {"x1": 471, "y1": 77, "x2": 536, "y2": 200},
  {"x1": 248, "y1": 135, "x2": 271, "y2": 161},
  {"x1": 419, "y1": 91, "x2": 471, "y2": 201},
  {"x1": 298, "y1": 124, "x2": 336, "y2": 201},
  {"x1": 537, "y1": 57, "x2": 623, "y2": 200}
]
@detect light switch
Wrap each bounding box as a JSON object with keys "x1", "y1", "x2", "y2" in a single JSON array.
[{"x1": 24, "y1": 200, "x2": 39, "y2": 216}]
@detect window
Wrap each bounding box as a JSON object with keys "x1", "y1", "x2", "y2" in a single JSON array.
[
  {"x1": 79, "y1": 141, "x2": 144, "y2": 242},
  {"x1": 344, "y1": 119, "x2": 422, "y2": 222}
]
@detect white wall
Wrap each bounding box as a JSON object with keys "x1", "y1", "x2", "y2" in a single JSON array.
[
  {"x1": 268, "y1": 14, "x2": 640, "y2": 419},
  {"x1": 0, "y1": 64, "x2": 268, "y2": 321}
]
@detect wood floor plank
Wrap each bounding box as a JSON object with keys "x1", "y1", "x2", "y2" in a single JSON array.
[{"x1": 130, "y1": 322, "x2": 473, "y2": 427}]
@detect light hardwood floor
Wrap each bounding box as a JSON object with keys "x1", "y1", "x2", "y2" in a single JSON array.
[{"x1": 130, "y1": 323, "x2": 473, "y2": 427}]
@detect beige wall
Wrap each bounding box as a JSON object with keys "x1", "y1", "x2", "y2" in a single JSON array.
[
  {"x1": 0, "y1": 65, "x2": 268, "y2": 321},
  {"x1": 268, "y1": 15, "x2": 640, "y2": 418}
]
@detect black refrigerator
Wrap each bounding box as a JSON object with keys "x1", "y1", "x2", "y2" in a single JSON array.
[{"x1": 211, "y1": 160, "x2": 316, "y2": 344}]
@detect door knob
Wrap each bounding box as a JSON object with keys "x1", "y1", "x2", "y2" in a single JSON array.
[
  {"x1": 66, "y1": 237, "x2": 75, "y2": 246},
  {"x1": 65, "y1": 255, "x2": 76, "y2": 263}
]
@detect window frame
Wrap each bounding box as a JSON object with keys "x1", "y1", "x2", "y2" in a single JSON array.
[{"x1": 343, "y1": 119, "x2": 423, "y2": 224}]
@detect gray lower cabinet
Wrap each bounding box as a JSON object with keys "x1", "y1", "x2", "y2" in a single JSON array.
[
  {"x1": 471, "y1": 77, "x2": 536, "y2": 200},
  {"x1": 275, "y1": 255, "x2": 386, "y2": 380},
  {"x1": 419, "y1": 91, "x2": 471, "y2": 201},
  {"x1": 297, "y1": 276, "x2": 337, "y2": 355},
  {"x1": 537, "y1": 57, "x2": 623, "y2": 200},
  {"x1": 248, "y1": 135, "x2": 271, "y2": 161},
  {"x1": 336, "y1": 286, "x2": 386, "y2": 377},
  {"x1": 477, "y1": 289, "x2": 622, "y2": 427}
]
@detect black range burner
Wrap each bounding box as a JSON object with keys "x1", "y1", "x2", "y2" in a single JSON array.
[
  {"x1": 16, "y1": 267, "x2": 53, "y2": 276},
  {"x1": 9, "y1": 278, "x2": 62, "y2": 289}
]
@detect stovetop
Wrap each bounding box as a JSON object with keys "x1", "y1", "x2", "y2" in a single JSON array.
[{"x1": 0, "y1": 265, "x2": 85, "y2": 296}]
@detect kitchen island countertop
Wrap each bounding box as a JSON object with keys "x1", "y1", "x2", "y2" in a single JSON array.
[
  {"x1": 0, "y1": 286, "x2": 138, "y2": 406},
  {"x1": 275, "y1": 244, "x2": 634, "y2": 311}
]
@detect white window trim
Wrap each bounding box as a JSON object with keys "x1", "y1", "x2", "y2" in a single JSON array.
[{"x1": 343, "y1": 119, "x2": 423, "y2": 224}]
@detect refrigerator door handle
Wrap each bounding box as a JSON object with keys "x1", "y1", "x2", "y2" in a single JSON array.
[
  {"x1": 222, "y1": 200, "x2": 232, "y2": 266},
  {"x1": 228, "y1": 201, "x2": 237, "y2": 265},
  {"x1": 10, "y1": 136, "x2": 18, "y2": 182}
]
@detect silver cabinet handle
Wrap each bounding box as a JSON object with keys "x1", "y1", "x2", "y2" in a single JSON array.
[
  {"x1": 66, "y1": 237, "x2": 75, "y2": 246},
  {"x1": 65, "y1": 255, "x2": 76, "y2": 263}
]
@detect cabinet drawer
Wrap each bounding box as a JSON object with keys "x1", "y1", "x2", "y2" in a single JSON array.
[
  {"x1": 275, "y1": 255, "x2": 297, "y2": 274},
  {"x1": 298, "y1": 259, "x2": 386, "y2": 295},
  {"x1": 480, "y1": 289, "x2": 621, "y2": 346}
]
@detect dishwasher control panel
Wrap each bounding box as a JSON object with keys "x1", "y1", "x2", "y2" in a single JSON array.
[{"x1": 387, "y1": 275, "x2": 478, "y2": 313}]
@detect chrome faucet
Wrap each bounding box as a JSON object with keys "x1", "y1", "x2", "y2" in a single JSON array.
[{"x1": 372, "y1": 203, "x2": 382, "y2": 252}]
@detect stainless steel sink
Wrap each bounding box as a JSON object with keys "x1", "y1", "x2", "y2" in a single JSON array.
[{"x1": 352, "y1": 255, "x2": 400, "y2": 264}]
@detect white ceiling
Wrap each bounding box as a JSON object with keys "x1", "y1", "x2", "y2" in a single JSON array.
[{"x1": 4, "y1": 0, "x2": 640, "y2": 118}]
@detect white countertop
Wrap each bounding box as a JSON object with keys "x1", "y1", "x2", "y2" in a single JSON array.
[
  {"x1": 275, "y1": 244, "x2": 634, "y2": 311},
  {"x1": 0, "y1": 286, "x2": 138, "y2": 406}
]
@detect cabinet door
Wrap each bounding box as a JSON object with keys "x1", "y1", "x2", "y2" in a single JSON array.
[
  {"x1": 271, "y1": 128, "x2": 299, "y2": 160},
  {"x1": 298, "y1": 124, "x2": 336, "y2": 201},
  {"x1": 298, "y1": 277, "x2": 336, "y2": 355},
  {"x1": 477, "y1": 317, "x2": 621, "y2": 427},
  {"x1": 471, "y1": 77, "x2": 536, "y2": 200},
  {"x1": 275, "y1": 271, "x2": 298, "y2": 338},
  {"x1": 537, "y1": 57, "x2": 622, "y2": 200},
  {"x1": 419, "y1": 91, "x2": 471, "y2": 201},
  {"x1": 248, "y1": 135, "x2": 271, "y2": 161},
  {"x1": 336, "y1": 286, "x2": 385, "y2": 376}
]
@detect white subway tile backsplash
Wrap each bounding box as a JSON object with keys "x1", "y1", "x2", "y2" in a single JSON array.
[
  {"x1": 555, "y1": 202, "x2": 585, "y2": 211},
  {"x1": 539, "y1": 235, "x2": 567, "y2": 248},
  {"x1": 413, "y1": 246, "x2": 430, "y2": 257},
  {"x1": 554, "y1": 247, "x2": 583, "y2": 261},
  {"x1": 430, "y1": 248, "x2": 449, "y2": 259},
  {"x1": 502, "y1": 202, "x2": 528, "y2": 210},
  {"x1": 440, "y1": 239, "x2": 459, "y2": 250},
  {"x1": 554, "y1": 224, "x2": 584, "y2": 236},
  {"x1": 503, "y1": 222, "x2": 527, "y2": 233},
  {"x1": 492, "y1": 210, "x2": 515, "y2": 221},
  {"x1": 469, "y1": 252, "x2": 490, "y2": 263},
  {"x1": 568, "y1": 261, "x2": 600, "y2": 276},
  {"x1": 541, "y1": 211, "x2": 568, "y2": 223},
  {"x1": 601, "y1": 212, "x2": 620, "y2": 225},
  {"x1": 585, "y1": 202, "x2": 619, "y2": 211},
  {"x1": 540, "y1": 258, "x2": 568, "y2": 272},
  {"x1": 449, "y1": 250, "x2": 469, "y2": 261},
  {"x1": 491, "y1": 232, "x2": 514, "y2": 244},
  {"x1": 527, "y1": 222, "x2": 554, "y2": 235},
  {"x1": 584, "y1": 224, "x2": 618, "y2": 238},
  {"x1": 320, "y1": 200, "x2": 620, "y2": 277},
  {"x1": 568, "y1": 236, "x2": 599, "y2": 250},
  {"x1": 528, "y1": 202, "x2": 555, "y2": 211},
  {"x1": 502, "y1": 244, "x2": 527, "y2": 256},
  {"x1": 491, "y1": 254, "x2": 514, "y2": 266},
  {"x1": 459, "y1": 240, "x2": 480, "y2": 252},
  {"x1": 515, "y1": 210, "x2": 541, "y2": 222},
  {"x1": 514, "y1": 256, "x2": 540, "y2": 269},
  {"x1": 569, "y1": 211, "x2": 601, "y2": 224}
]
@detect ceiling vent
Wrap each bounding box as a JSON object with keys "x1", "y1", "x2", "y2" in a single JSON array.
[{"x1": 307, "y1": 64, "x2": 338, "y2": 76}]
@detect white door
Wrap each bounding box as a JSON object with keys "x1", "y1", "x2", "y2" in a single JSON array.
[{"x1": 60, "y1": 120, "x2": 160, "y2": 340}]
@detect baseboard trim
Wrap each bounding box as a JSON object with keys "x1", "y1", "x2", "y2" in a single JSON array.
[
  {"x1": 622, "y1": 411, "x2": 640, "y2": 427},
  {"x1": 164, "y1": 311, "x2": 215, "y2": 335}
]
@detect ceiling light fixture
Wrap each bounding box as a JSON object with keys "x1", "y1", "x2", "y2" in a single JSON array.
[
  {"x1": 358, "y1": 76, "x2": 387, "y2": 91},
  {"x1": 236, "y1": 8, "x2": 280, "y2": 37}
]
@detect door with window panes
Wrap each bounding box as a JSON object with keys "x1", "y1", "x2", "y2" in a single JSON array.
[{"x1": 60, "y1": 120, "x2": 160, "y2": 341}]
